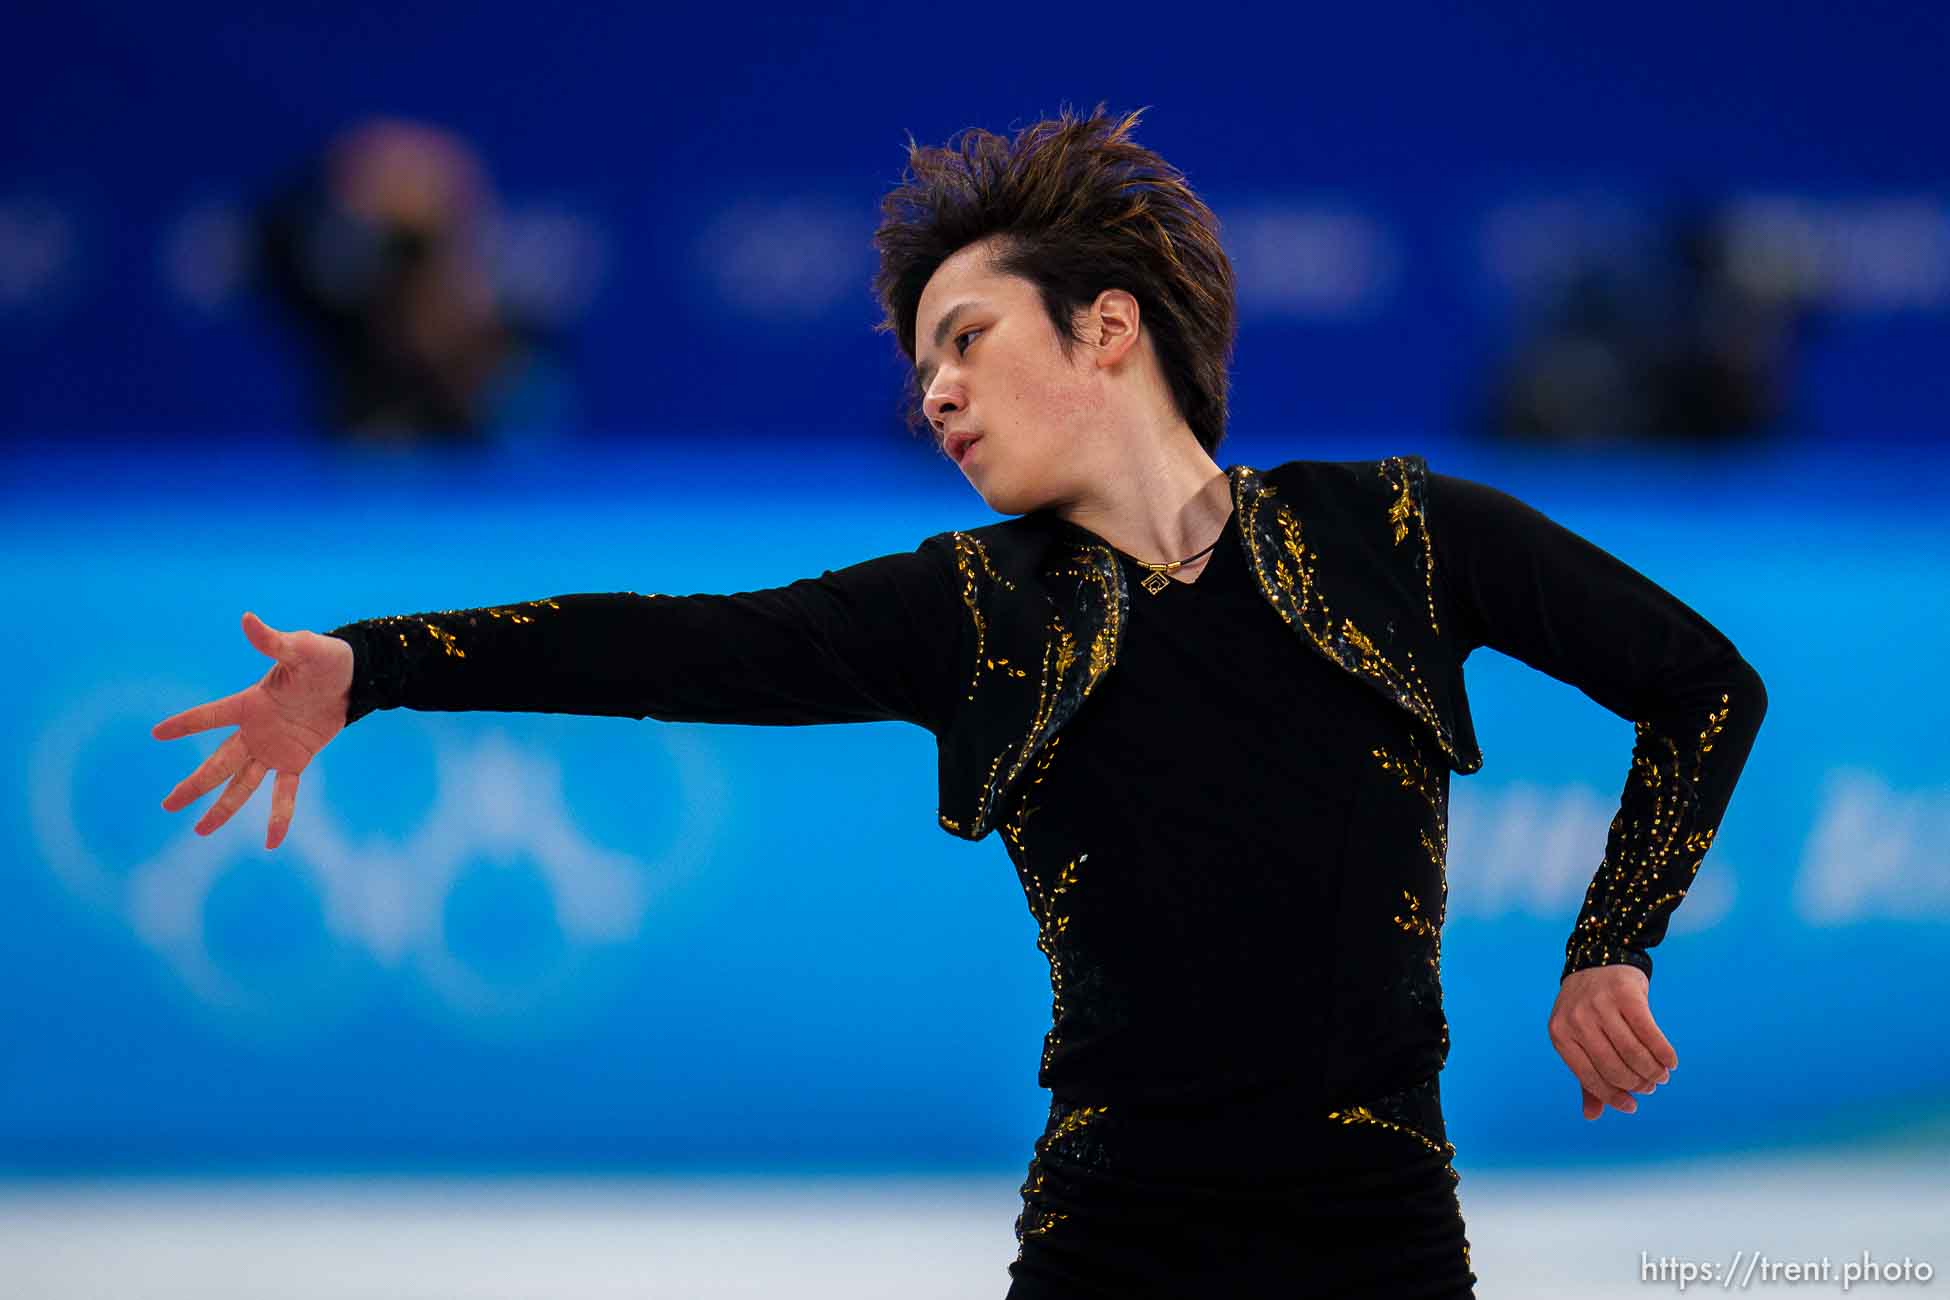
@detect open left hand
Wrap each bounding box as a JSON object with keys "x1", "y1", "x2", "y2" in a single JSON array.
[{"x1": 1547, "y1": 964, "x2": 1676, "y2": 1120}]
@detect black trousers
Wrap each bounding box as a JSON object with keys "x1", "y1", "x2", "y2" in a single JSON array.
[{"x1": 1004, "y1": 1074, "x2": 1476, "y2": 1300}]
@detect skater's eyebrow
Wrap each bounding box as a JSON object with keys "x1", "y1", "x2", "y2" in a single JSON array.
[{"x1": 915, "y1": 299, "x2": 985, "y2": 396}]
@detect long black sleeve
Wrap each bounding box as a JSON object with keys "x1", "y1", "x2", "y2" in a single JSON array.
[
  {"x1": 1425, "y1": 472, "x2": 1767, "y2": 983},
  {"x1": 323, "y1": 534, "x2": 967, "y2": 735}
]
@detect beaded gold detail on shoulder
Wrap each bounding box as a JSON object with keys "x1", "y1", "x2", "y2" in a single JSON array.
[
  {"x1": 1230, "y1": 463, "x2": 1472, "y2": 771},
  {"x1": 1379, "y1": 455, "x2": 1441, "y2": 636}
]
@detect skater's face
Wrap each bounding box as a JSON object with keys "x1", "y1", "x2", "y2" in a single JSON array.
[{"x1": 913, "y1": 238, "x2": 1132, "y2": 516}]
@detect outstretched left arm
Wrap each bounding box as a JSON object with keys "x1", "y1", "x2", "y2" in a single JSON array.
[{"x1": 1426, "y1": 470, "x2": 1768, "y2": 1118}]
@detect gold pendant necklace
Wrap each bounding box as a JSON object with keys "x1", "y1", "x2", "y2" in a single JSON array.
[{"x1": 1130, "y1": 534, "x2": 1223, "y2": 595}]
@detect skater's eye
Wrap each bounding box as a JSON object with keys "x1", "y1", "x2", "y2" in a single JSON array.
[{"x1": 955, "y1": 328, "x2": 980, "y2": 355}]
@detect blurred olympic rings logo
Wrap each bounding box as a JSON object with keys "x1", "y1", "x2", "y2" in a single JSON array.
[{"x1": 28, "y1": 681, "x2": 726, "y2": 1035}]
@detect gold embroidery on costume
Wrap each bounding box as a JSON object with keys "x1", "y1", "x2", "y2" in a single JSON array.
[
  {"x1": 1016, "y1": 1162, "x2": 1067, "y2": 1243},
  {"x1": 1047, "y1": 1100, "x2": 1111, "y2": 1147},
  {"x1": 1060, "y1": 545, "x2": 1121, "y2": 696},
  {"x1": 1374, "y1": 737, "x2": 1449, "y2": 878},
  {"x1": 948, "y1": 531, "x2": 1015, "y2": 703},
  {"x1": 1326, "y1": 1076, "x2": 1460, "y2": 1187},
  {"x1": 1018, "y1": 852, "x2": 1087, "y2": 1077},
  {"x1": 359, "y1": 597, "x2": 570, "y2": 661},
  {"x1": 421, "y1": 622, "x2": 464, "y2": 658},
  {"x1": 945, "y1": 461, "x2": 1472, "y2": 840},
  {"x1": 1394, "y1": 890, "x2": 1437, "y2": 939},
  {"x1": 976, "y1": 623, "x2": 1070, "y2": 838},
  {"x1": 1564, "y1": 694, "x2": 1732, "y2": 974},
  {"x1": 1374, "y1": 734, "x2": 1452, "y2": 1054},
  {"x1": 1233, "y1": 465, "x2": 1470, "y2": 771},
  {"x1": 1000, "y1": 736, "x2": 1063, "y2": 857},
  {"x1": 1379, "y1": 456, "x2": 1441, "y2": 636},
  {"x1": 1327, "y1": 1103, "x2": 1453, "y2": 1160},
  {"x1": 962, "y1": 542, "x2": 1125, "y2": 840},
  {"x1": 1015, "y1": 1102, "x2": 1111, "y2": 1252}
]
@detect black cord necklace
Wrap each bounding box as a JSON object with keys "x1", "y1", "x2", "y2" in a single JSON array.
[{"x1": 1128, "y1": 533, "x2": 1223, "y2": 595}]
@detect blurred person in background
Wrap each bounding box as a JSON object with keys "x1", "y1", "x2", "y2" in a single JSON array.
[
  {"x1": 256, "y1": 118, "x2": 574, "y2": 444},
  {"x1": 1485, "y1": 205, "x2": 1818, "y2": 444},
  {"x1": 152, "y1": 106, "x2": 1766, "y2": 1298}
]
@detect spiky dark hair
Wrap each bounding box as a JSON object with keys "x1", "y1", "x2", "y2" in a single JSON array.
[{"x1": 872, "y1": 104, "x2": 1237, "y2": 454}]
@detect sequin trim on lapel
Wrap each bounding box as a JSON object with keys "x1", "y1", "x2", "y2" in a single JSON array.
[
  {"x1": 937, "y1": 529, "x2": 1128, "y2": 841},
  {"x1": 1229, "y1": 462, "x2": 1476, "y2": 772},
  {"x1": 978, "y1": 540, "x2": 1125, "y2": 837}
]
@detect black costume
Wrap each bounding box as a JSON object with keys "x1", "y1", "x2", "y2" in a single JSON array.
[{"x1": 326, "y1": 455, "x2": 1766, "y2": 1299}]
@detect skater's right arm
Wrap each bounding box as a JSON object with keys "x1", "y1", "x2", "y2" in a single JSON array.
[
  {"x1": 152, "y1": 538, "x2": 966, "y2": 849},
  {"x1": 325, "y1": 536, "x2": 964, "y2": 730}
]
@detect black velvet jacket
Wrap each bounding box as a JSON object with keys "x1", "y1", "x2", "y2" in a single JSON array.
[{"x1": 328, "y1": 455, "x2": 1767, "y2": 991}]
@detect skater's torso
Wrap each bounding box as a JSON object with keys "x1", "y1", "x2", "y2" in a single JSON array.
[{"x1": 1000, "y1": 506, "x2": 1453, "y2": 1113}]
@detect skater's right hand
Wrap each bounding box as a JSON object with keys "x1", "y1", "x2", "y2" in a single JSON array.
[{"x1": 152, "y1": 611, "x2": 355, "y2": 851}]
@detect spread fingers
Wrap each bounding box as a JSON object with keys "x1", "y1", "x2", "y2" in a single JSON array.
[
  {"x1": 162, "y1": 732, "x2": 246, "y2": 813},
  {"x1": 266, "y1": 770, "x2": 301, "y2": 851},
  {"x1": 194, "y1": 757, "x2": 269, "y2": 836}
]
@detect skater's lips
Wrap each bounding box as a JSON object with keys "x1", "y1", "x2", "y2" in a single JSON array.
[{"x1": 945, "y1": 430, "x2": 981, "y2": 464}]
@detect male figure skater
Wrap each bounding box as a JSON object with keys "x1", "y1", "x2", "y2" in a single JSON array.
[{"x1": 154, "y1": 106, "x2": 1766, "y2": 1298}]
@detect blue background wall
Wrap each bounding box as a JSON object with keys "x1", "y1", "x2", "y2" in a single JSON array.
[
  {"x1": 4, "y1": 1, "x2": 1947, "y2": 444},
  {"x1": 3, "y1": 0, "x2": 1947, "y2": 1179}
]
